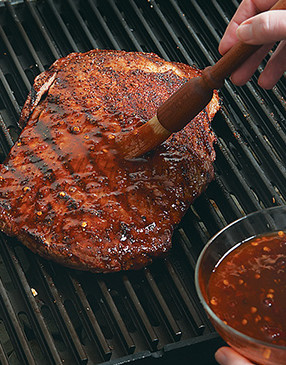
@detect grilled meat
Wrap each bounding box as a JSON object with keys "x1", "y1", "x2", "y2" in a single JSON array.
[{"x1": 0, "y1": 50, "x2": 220, "y2": 272}]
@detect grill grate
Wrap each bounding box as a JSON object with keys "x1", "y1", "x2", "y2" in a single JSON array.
[{"x1": 0, "y1": 1, "x2": 285, "y2": 364}]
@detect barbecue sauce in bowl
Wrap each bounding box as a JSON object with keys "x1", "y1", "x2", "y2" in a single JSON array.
[{"x1": 208, "y1": 231, "x2": 286, "y2": 347}]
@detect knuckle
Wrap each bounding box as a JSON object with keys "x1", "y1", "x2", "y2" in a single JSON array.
[{"x1": 256, "y1": 14, "x2": 271, "y2": 37}]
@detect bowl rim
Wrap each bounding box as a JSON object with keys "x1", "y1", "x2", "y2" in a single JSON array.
[{"x1": 195, "y1": 206, "x2": 286, "y2": 351}]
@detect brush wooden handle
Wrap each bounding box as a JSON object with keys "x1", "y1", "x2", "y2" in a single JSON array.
[{"x1": 157, "y1": 0, "x2": 286, "y2": 133}]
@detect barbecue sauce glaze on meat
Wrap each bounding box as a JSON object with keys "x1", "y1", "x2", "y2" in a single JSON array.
[{"x1": 0, "y1": 50, "x2": 220, "y2": 273}]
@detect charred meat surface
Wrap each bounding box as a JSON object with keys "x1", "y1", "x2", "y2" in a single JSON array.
[{"x1": 0, "y1": 50, "x2": 220, "y2": 272}]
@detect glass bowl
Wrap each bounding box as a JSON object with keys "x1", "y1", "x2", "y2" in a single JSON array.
[{"x1": 195, "y1": 206, "x2": 286, "y2": 365}]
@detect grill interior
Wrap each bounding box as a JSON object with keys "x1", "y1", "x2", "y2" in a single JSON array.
[{"x1": 0, "y1": 1, "x2": 285, "y2": 364}]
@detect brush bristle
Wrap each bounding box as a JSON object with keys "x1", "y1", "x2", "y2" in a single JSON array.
[{"x1": 117, "y1": 116, "x2": 171, "y2": 159}]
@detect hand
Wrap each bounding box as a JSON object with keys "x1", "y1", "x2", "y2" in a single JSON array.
[
  {"x1": 215, "y1": 347, "x2": 255, "y2": 365},
  {"x1": 219, "y1": 0, "x2": 286, "y2": 89}
]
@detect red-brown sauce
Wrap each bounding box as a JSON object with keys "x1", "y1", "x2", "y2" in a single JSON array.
[{"x1": 208, "y1": 231, "x2": 286, "y2": 346}]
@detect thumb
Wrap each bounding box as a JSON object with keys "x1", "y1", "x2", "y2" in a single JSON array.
[
  {"x1": 215, "y1": 347, "x2": 254, "y2": 365},
  {"x1": 236, "y1": 10, "x2": 286, "y2": 45}
]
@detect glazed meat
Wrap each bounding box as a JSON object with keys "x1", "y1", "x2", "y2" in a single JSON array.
[{"x1": 0, "y1": 50, "x2": 220, "y2": 272}]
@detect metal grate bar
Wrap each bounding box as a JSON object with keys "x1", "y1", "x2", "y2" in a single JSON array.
[
  {"x1": 24, "y1": 0, "x2": 60, "y2": 60},
  {"x1": 0, "y1": 67, "x2": 22, "y2": 119},
  {"x1": 237, "y1": 85, "x2": 286, "y2": 161},
  {"x1": 5, "y1": 1, "x2": 45, "y2": 73},
  {"x1": 98, "y1": 279, "x2": 136, "y2": 354},
  {"x1": 165, "y1": 260, "x2": 205, "y2": 334},
  {"x1": 66, "y1": 0, "x2": 99, "y2": 50},
  {"x1": 168, "y1": 0, "x2": 214, "y2": 65},
  {"x1": 190, "y1": 0, "x2": 227, "y2": 46},
  {"x1": 0, "y1": 114, "x2": 14, "y2": 150},
  {"x1": 216, "y1": 135, "x2": 278, "y2": 209},
  {"x1": 123, "y1": 275, "x2": 159, "y2": 349},
  {"x1": 211, "y1": 0, "x2": 235, "y2": 25},
  {"x1": 0, "y1": 341, "x2": 10, "y2": 365},
  {"x1": 0, "y1": 270, "x2": 36, "y2": 364},
  {"x1": 216, "y1": 104, "x2": 286, "y2": 204},
  {"x1": 128, "y1": 0, "x2": 169, "y2": 59},
  {"x1": 149, "y1": 0, "x2": 193, "y2": 65},
  {"x1": 46, "y1": 0, "x2": 79, "y2": 53},
  {"x1": 176, "y1": 229, "x2": 197, "y2": 271},
  {"x1": 1, "y1": 242, "x2": 63, "y2": 365},
  {"x1": 106, "y1": 0, "x2": 143, "y2": 52},
  {"x1": 85, "y1": 0, "x2": 121, "y2": 50},
  {"x1": 0, "y1": 24, "x2": 31, "y2": 91},
  {"x1": 144, "y1": 268, "x2": 182, "y2": 341},
  {"x1": 69, "y1": 275, "x2": 112, "y2": 361},
  {"x1": 37, "y1": 262, "x2": 88, "y2": 364}
]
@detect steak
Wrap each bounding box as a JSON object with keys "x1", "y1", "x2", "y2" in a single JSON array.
[{"x1": 0, "y1": 50, "x2": 220, "y2": 273}]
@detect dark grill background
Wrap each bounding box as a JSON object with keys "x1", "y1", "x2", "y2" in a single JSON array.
[{"x1": 0, "y1": 0, "x2": 285, "y2": 364}]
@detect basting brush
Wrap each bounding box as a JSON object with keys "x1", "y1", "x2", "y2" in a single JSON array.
[{"x1": 118, "y1": 0, "x2": 286, "y2": 159}]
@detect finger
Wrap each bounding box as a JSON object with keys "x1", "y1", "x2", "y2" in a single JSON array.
[
  {"x1": 258, "y1": 40, "x2": 286, "y2": 88},
  {"x1": 219, "y1": 0, "x2": 277, "y2": 55},
  {"x1": 237, "y1": 10, "x2": 286, "y2": 45},
  {"x1": 219, "y1": 21, "x2": 240, "y2": 55},
  {"x1": 215, "y1": 347, "x2": 254, "y2": 365},
  {"x1": 229, "y1": 43, "x2": 274, "y2": 86}
]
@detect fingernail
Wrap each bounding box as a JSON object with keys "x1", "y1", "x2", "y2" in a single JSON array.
[
  {"x1": 236, "y1": 23, "x2": 253, "y2": 41},
  {"x1": 215, "y1": 348, "x2": 227, "y2": 364}
]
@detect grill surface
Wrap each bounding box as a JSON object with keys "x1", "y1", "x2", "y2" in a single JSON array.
[{"x1": 0, "y1": 0, "x2": 285, "y2": 364}]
